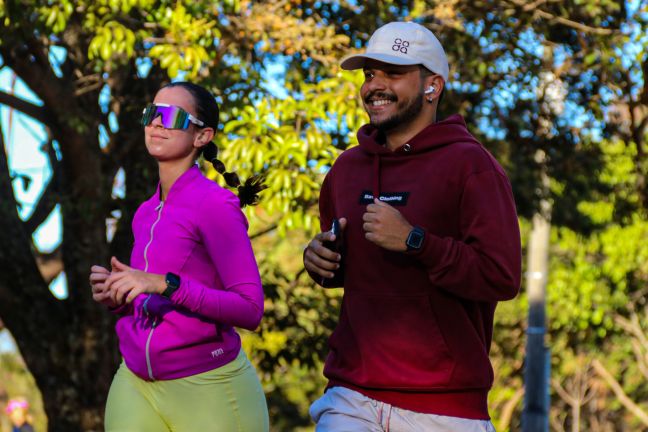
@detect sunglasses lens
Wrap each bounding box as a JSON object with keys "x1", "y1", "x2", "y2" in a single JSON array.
[
  {"x1": 141, "y1": 104, "x2": 157, "y2": 126},
  {"x1": 141, "y1": 104, "x2": 190, "y2": 129},
  {"x1": 160, "y1": 105, "x2": 189, "y2": 129}
]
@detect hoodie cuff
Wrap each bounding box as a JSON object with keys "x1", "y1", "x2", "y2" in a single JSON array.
[{"x1": 406, "y1": 228, "x2": 446, "y2": 269}]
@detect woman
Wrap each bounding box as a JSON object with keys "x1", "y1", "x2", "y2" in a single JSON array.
[
  {"x1": 6, "y1": 398, "x2": 35, "y2": 432},
  {"x1": 90, "y1": 82, "x2": 269, "y2": 431}
]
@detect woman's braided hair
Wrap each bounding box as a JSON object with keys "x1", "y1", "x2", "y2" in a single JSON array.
[{"x1": 163, "y1": 82, "x2": 266, "y2": 207}]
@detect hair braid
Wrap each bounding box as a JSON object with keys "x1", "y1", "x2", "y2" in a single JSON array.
[
  {"x1": 163, "y1": 81, "x2": 266, "y2": 207},
  {"x1": 201, "y1": 142, "x2": 266, "y2": 207}
]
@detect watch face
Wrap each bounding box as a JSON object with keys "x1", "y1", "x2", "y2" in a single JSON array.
[
  {"x1": 407, "y1": 227, "x2": 425, "y2": 250},
  {"x1": 163, "y1": 273, "x2": 181, "y2": 298},
  {"x1": 166, "y1": 273, "x2": 180, "y2": 289}
]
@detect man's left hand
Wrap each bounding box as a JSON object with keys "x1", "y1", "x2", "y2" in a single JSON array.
[{"x1": 362, "y1": 198, "x2": 412, "y2": 251}]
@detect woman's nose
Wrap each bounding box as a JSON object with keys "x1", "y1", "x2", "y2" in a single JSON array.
[{"x1": 149, "y1": 113, "x2": 164, "y2": 128}]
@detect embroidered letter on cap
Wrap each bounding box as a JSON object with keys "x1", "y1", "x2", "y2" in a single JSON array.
[{"x1": 392, "y1": 38, "x2": 409, "y2": 54}]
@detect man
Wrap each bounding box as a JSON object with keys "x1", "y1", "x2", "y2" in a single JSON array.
[{"x1": 303, "y1": 21, "x2": 521, "y2": 431}]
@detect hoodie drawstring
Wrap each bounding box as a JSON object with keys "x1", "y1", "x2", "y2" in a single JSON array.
[{"x1": 372, "y1": 154, "x2": 381, "y2": 200}]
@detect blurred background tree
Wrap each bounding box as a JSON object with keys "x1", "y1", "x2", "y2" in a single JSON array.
[{"x1": 0, "y1": 0, "x2": 646, "y2": 431}]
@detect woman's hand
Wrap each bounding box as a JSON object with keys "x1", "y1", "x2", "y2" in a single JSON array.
[
  {"x1": 89, "y1": 265, "x2": 121, "y2": 308},
  {"x1": 104, "y1": 257, "x2": 166, "y2": 304}
]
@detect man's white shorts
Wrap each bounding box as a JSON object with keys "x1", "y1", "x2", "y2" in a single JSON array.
[{"x1": 310, "y1": 386, "x2": 496, "y2": 432}]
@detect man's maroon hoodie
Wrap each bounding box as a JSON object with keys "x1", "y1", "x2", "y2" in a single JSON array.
[{"x1": 317, "y1": 114, "x2": 521, "y2": 420}]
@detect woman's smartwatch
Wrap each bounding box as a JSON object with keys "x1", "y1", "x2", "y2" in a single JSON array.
[
  {"x1": 405, "y1": 226, "x2": 425, "y2": 251},
  {"x1": 162, "y1": 272, "x2": 181, "y2": 298}
]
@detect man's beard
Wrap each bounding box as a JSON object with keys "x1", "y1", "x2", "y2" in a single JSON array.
[{"x1": 367, "y1": 91, "x2": 424, "y2": 132}]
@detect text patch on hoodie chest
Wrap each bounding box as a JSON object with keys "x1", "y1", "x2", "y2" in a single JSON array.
[
  {"x1": 335, "y1": 170, "x2": 461, "y2": 238},
  {"x1": 358, "y1": 190, "x2": 410, "y2": 206}
]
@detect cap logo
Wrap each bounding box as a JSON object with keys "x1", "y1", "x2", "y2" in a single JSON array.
[{"x1": 392, "y1": 38, "x2": 409, "y2": 54}]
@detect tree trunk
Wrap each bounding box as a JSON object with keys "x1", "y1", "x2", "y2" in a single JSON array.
[{"x1": 0, "y1": 94, "x2": 157, "y2": 432}]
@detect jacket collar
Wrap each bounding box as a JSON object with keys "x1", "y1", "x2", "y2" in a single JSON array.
[{"x1": 152, "y1": 164, "x2": 202, "y2": 205}]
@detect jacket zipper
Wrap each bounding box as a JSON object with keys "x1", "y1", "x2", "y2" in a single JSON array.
[{"x1": 142, "y1": 201, "x2": 164, "y2": 380}]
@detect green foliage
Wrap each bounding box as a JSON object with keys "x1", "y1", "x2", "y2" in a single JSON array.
[
  {"x1": 37, "y1": 1, "x2": 73, "y2": 33},
  {"x1": 88, "y1": 21, "x2": 137, "y2": 61},
  {"x1": 216, "y1": 70, "x2": 365, "y2": 236},
  {"x1": 0, "y1": 0, "x2": 647, "y2": 430}
]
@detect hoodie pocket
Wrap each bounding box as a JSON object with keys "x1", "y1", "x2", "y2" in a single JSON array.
[{"x1": 330, "y1": 292, "x2": 455, "y2": 389}]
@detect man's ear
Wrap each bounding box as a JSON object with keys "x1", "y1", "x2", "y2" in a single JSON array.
[
  {"x1": 425, "y1": 75, "x2": 445, "y2": 100},
  {"x1": 423, "y1": 75, "x2": 445, "y2": 103},
  {"x1": 194, "y1": 127, "x2": 215, "y2": 149}
]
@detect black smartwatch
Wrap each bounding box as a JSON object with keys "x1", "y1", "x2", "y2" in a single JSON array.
[
  {"x1": 162, "y1": 272, "x2": 181, "y2": 298},
  {"x1": 405, "y1": 226, "x2": 425, "y2": 251}
]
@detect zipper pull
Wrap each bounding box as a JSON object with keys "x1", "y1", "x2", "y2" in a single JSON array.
[{"x1": 143, "y1": 294, "x2": 152, "y2": 316}]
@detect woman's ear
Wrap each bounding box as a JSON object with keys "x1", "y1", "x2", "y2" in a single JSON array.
[{"x1": 194, "y1": 127, "x2": 215, "y2": 149}]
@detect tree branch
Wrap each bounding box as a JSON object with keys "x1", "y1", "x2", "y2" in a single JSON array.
[
  {"x1": 631, "y1": 340, "x2": 648, "y2": 381},
  {"x1": 250, "y1": 223, "x2": 278, "y2": 240},
  {"x1": 0, "y1": 35, "x2": 68, "y2": 132},
  {"x1": 551, "y1": 377, "x2": 578, "y2": 406},
  {"x1": 24, "y1": 179, "x2": 58, "y2": 234},
  {"x1": 0, "y1": 90, "x2": 49, "y2": 124},
  {"x1": 640, "y1": 57, "x2": 648, "y2": 105},
  {"x1": 24, "y1": 140, "x2": 61, "y2": 234},
  {"x1": 635, "y1": 112, "x2": 648, "y2": 157},
  {"x1": 615, "y1": 313, "x2": 648, "y2": 347},
  {"x1": 507, "y1": 0, "x2": 619, "y2": 35},
  {"x1": 615, "y1": 313, "x2": 648, "y2": 380},
  {"x1": 35, "y1": 246, "x2": 63, "y2": 285},
  {"x1": 0, "y1": 118, "x2": 60, "y2": 307},
  {"x1": 592, "y1": 359, "x2": 648, "y2": 425},
  {"x1": 497, "y1": 386, "x2": 524, "y2": 430}
]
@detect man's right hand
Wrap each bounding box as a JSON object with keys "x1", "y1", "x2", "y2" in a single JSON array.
[{"x1": 304, "y1": 217, "x2": 347, "y2": 282}]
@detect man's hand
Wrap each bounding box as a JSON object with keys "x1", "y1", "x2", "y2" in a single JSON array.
[
  {"x1": 104, "y1": 257, "x2": 166, "y2": 304},
  {"x1": 304, "y1": 218, "x2": 347, "y2": 281},
  {"x1": 363, "y1": 199, "x2": 412, "y2": 251}
]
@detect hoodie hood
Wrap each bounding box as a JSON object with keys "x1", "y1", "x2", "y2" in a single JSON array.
[{"x1": 357, "y1": 114, "x2": 480, "y2": 157}]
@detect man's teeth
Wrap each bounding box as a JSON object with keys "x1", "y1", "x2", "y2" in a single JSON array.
[{"x1": 371, "y1": 100, "x2": 392, "y2": 106}]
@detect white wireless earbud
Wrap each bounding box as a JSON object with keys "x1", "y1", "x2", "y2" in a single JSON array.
[{"x1": 424, "y1": 86, "x2": 436, "y2": 95}]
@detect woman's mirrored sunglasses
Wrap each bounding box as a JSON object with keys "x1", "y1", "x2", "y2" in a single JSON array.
[{"x1": 141, "y1": 103, "x2": 205, "y2": 130}]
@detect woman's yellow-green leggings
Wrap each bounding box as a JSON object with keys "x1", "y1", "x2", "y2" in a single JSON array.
[{"x1": 105, "y1": 350, "x2": 269, "y2": 431}]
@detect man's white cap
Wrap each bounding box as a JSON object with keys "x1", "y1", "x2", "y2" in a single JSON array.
[{"x1": 340, "y1": 21, "x2": 449, "y2": 82}]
